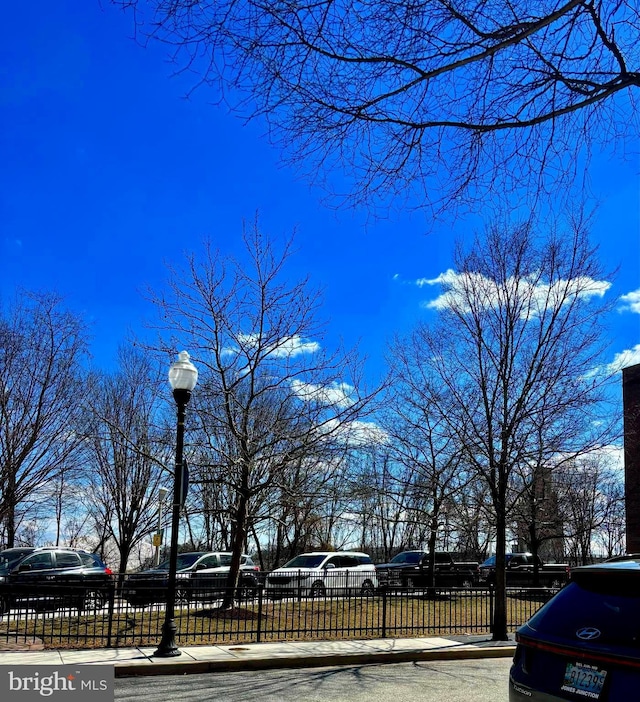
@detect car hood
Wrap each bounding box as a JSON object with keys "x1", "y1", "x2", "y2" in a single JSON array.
[{"x1": 376, "y1": 562, "x2": 419, "y2": 570}]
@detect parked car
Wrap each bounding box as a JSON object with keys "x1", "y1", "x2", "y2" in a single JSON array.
[
  {"x1": 264, "y1": 551, "x2": 377, "y2": 598},
  {"x1": 375, "y1": 551, "x2": 479, "y2": 589},
  {"x1": 604, "y1": 552, "x2": 640, "y2": 562},
  {"x1": 122, "y1": 551, "x2": 260, "y2": 606},
  {"x1": 0, "y1": 547, "x2": 113, "y2": 615},
  {"x1": 509, "y1": 558, "x2": 640, "y2": 700},
  {"x1": 479, "y1": 552, "x2": 570, "y2": 588}
]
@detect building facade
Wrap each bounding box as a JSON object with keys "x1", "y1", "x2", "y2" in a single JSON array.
[{"x1": 623, "y1": 363, "x2": 640, "y2": 553}]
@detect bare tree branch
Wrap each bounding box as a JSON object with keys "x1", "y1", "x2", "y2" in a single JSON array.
[{"x1": 114, "y1": 0, "x2": 640, "y2": 214}]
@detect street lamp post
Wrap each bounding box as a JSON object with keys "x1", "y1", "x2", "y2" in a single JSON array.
[
  {"x1": 153, "y1": 351, "x2": 198, "y2": 658},
  {"x1": 155, "y1": 486, "x2": 169, "y2": 566}
]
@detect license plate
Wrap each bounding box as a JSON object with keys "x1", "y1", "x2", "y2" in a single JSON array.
[{"x1": 561, "y1": 662, "x2": 607, "y2": 699}]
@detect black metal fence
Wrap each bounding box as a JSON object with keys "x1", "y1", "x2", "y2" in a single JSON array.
[{"x1": 0, "y1": 577, "x2": 557, "y2": 649}]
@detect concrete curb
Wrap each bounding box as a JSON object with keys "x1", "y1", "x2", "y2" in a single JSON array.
[{"x1": 114, "y1": 644, "x2": 517, "y2": 677}]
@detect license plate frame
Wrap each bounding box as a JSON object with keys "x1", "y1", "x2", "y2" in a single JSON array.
[{"x1": 561, "y1": 661, "x2": 607, "y2": 699}]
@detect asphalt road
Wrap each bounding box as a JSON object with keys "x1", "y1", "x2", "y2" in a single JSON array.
[{"x1": 114, "y1": 658, "x2": 512, "y2": 701}]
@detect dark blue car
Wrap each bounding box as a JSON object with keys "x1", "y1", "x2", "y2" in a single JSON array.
[
  {"x1": 510, "y1": 558, "x2": 640, "y2": 701},
  {"x1": 0, "y1": 547, "x2": 113, "y2": 614}
]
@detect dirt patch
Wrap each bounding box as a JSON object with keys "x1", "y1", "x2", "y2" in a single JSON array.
[
  {"x1": 0, "y1": 635, "x2": 45, "y2": 651},
  {"x1": 194, "y1": 607, "x2": 262, "y2": 621}
]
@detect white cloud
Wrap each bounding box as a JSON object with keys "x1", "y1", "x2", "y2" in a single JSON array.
[
  {"x1": 418, "y1": 269, "x2": 611, "y2": 316},
  {"x1": 320, "y1": 418, "x2": 389, "y2": 447},
  {"x1": 342, "y1": 420, "x2": 389, "y2": 446},
  {"x1": 291, "y1": 380, "x2": 354, "y2": 408},
  {"x1": 620, "y1": 289, "x2": 640, "y2": 314},
  {"x1": 416, "y1": 269, "x2": 457, "y2": 289},
  {"x1": 551, "y1": 444, "x2": 624, "y2": 474},
  {"x1": 267, "y1": 335, "x2": 321, "y2": 358},
  {"x1": 224, "y1": 333, "x2": 320, "y2": 358},
  {"x1": 592, "y1": 444, "x2": 624, "y2": 471},
  {"x1": 607, "y1": 344, "x2": 640, "y2": 373}
]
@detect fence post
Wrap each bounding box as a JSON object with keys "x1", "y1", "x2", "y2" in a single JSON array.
[
  {"x1": 488, "y1": 584, "x2": 494, "y2": 634},
  {"x1": 256, "y1": 584, "x2": 263, "y2": 643},
  {"x1": 381, "y1": 585, "x2": 387, "y2": 639},
  {"x1": 106, "y1": 581, "x2": 116, "y2": 648},
  {"x1": 297, "y1": 569, "x2": 302, "y2": 602}
]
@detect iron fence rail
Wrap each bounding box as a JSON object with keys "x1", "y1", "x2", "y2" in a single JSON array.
[{"x1": 0, "y1": 577, "x2": 557, "y2": 649}]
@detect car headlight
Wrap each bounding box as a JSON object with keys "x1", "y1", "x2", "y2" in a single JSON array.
[
  {"x1": 0, "y1": 576, "x2": 5, "y2": 583},
  {"x1": 176, "y1": 573, "x2": 190, "y2": 580}
]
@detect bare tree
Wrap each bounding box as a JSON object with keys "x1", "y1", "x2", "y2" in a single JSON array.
[
  {"x1": 558, "y1": 453, "x2": 623, "y2": 564},
  {"x1": 49, "y1": 462, "x2": 90, "y2": 547},
  {"x1": 83, "y1": 346, "x2": 170, "y2": 576},
  {"x1": 117, "y1": 0, "x2": 639, "y2": 214},
  {"x1": 148, "y1": 222, "x2": 379, "y2": 607},
  {"x1": 264, "y1": 450, "x2": 349, "y2": 567},
  {"x1": 593, "y1": 466, "x2": 625, "y2": 558},
  {"x1": 382, "y1": 347, "x2": 471, "y2": 585},
  {"x1": 342, "y1": 448, "x2": 403, "y2": 561},
  {"x1": 0, "y1": 291, "x2": 88, "y2": 547},
  {"x1": 445, "y1": 481, "x2": 494, "y2": 561},
  {"x1": 407, "y1": 215, "x2": 614, "y2": 639},
  {"x1": 363, "y1": 450, "x2": 418, "y2": 561}
]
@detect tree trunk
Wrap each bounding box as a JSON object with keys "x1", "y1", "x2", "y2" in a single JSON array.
[
  {"x1": 222, "y1": 468, "x2": 249, "y2": 609},
  {"x1": 530, "y1": 518, "x2": 541, "y2": 587},
  {"x1": 5, "y1": 478, "x2": 16, "y2": 548},
  {"x1": 492, "y1": 510, "x2": 509, "y2": 641},
  {"x1": 427, "y1": 517, "x2": 438, "y2": 592},
  {"x1": 117, "y1": 544, "x2": 132, "y2": 589}
]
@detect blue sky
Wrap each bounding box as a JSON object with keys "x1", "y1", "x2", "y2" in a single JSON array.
[{"x1": 2, "y1": 1, "x2": 639, "y2": 393}]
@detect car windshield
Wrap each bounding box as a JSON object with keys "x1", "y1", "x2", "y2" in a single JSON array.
[
  {"x1": 527, "y1": 572, "x2": 640, "y2": 648},
  {"x1": 282, "y1": 555, "x2": 327, "y2": 569},
  {"x1": 157, "y1": 553, "x2": 205, "y2": 571},
  {"x1": 0, "y1": 549, "x2": 33, "y2": 571},
  {"x1": 390, "y1": 552, "x2": 422, "y2": 564}
]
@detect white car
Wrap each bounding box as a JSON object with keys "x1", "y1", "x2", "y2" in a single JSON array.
[{"x1": 264, "y1": 551, "x2": 378, "y2": 598}]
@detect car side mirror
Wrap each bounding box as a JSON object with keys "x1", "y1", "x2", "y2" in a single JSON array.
[
  {"x1": 324, "y1": 563, "x2": 336, "y2": 570},
  {"x1": 196, "y1": 563, "x2": 209, "y2": 570},
  {"x1": 17, "y1": 563, "x2": 32, "y2": 572}
]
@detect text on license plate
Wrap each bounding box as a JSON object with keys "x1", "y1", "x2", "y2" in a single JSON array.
[{"x1": 561, "y1": 662, "x2": 607, "y2": 699}]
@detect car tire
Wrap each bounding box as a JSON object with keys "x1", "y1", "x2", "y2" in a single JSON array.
[
  {"x1": 310, "y1": 581, "x2": 326, "y2": 598},
  {"x1": 236, "y1": 581, "x2": 257, "y2": 602},
  {"x1": 124, "y1": 596, "x2": 148, "y2": 608},
  {"x1": 0, "y1": 595, "x2": 9, "y2": 616},
  {"x1": 78, "y1": 589, "x2": 107, "y2": 613},
  {"x1": 360, "y1": 580, "x2": 375, "y2": 596},
  {"x1": 461, "y1": 578, "x2": 473, "y2": 589},
  {"x1": 176, "y1": 587, "x2": 190, "y2": 605},
  {"x1": 550, "y1": 578, "x2": 562, "y2": 589}
]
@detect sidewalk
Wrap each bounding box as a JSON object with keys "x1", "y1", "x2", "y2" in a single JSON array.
[{"x1": 0, "y1": 635, "x2": 516, "y2": 677}]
